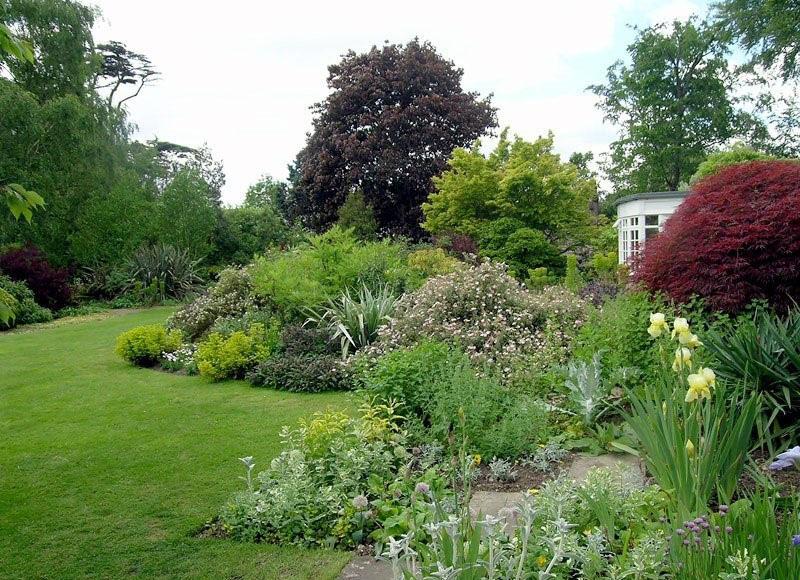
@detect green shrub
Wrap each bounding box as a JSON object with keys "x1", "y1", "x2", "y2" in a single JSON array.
[
  {"x1": 361, "y1": 343, "x2": 550, "y2": 458},
  {"x1": 0, "y1": 274, "x2": 52, "y2": 328},
  {"x1": 572, "y1": 290, "x2": 669, "y2": 384},
  {"x1": 564, "y1": 254, "x2": 584, "y2": 291},
  {"x1": 525, "y1": 266, "x2": 557, "y2": 289},
  {"x1": 115, "y1": 324, "x2": 183, "y2": 366},
  {"x1": 247, "y1": 354, "x2": 350, "y2": 392},
  {"x1": 195, "y1": 322, "x2": 277, "y2": 381},
  {"x1": 250, "y1": 227, "x2": 412, "y2": 321},
  {"x1": 689, "y1": 143, "x2": 773, "y2": 184},
  {"x1": 217, "y1": 403, "x2": 416, "y2": 548},
  {"x1": 477, "y1": 217, "x2": 565, "y2": 278},
  {"x1": 428, "y1": 361, "x2": 551, "y2": 458},
  {"x1": 401, "y1": 247, "x2": 462, "y2": 289},
  {"x1": 336, "y1": 191, "x2": 378, "y2": 240},
  {"x1": 167, "y1": 266, "x2": 254, "y2": 340},
  {"x1": 588, "y1": 250, "x2": 618, "y2": 283},
  {"x1": 359, "y1": 341, "x2": 456, "y2": 417}
]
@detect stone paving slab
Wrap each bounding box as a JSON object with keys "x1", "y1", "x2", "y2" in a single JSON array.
[
  {"x1": 567, "y1": 453, "x2": 643, "y2": 483},
  {"x1": 339, "y1": 555, "x2": 393, "y2": 580}
]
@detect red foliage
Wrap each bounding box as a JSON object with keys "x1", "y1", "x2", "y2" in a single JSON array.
[
  {"x1": 634, "y1": 160, "x2": 800, "y2": 313},
  {"x1": 0, "y1": 245, "x2": 72, "y2": 310}
]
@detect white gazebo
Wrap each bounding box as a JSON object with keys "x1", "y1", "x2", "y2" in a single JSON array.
[{"x1": 615, "y1": 191, "x2": 690, "y2": 264}]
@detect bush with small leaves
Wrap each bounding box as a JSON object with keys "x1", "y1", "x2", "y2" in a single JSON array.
[
  {"x1": 247, "y1": 354, "x2": 350, "y2": 392},
  {"x1": 370, "y1": 260, "x2": 588, "y2": 383},
  {"x1": 115, "y1": 325, "x2": 183, "y2": 366},
  {"x1": 0, "y1": 275, "x2": 52, "y2": 328},
  {"x1": 195, "y1": 323, "x2": 277, "y2": 381},
  {"x1": 167, "y1": 266, "x2": 255, "y2": 340}
]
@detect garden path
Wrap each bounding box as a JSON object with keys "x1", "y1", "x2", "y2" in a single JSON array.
[{"x1": 338, "y1": 453, "x2": 641, "y2": 579}]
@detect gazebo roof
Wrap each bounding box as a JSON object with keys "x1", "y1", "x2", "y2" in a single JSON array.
[{"x1": 614, "y1": 190, "x2": 690, "y2": 207}]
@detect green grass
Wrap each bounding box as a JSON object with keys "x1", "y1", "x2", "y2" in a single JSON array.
[{"x1": 0, "y1": 308, "x2": 352, "y2": 579}]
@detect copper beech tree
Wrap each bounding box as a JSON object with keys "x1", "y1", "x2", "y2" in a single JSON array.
[{"x1": 291, "y1": 39, "x2": 497, "y2": 237}]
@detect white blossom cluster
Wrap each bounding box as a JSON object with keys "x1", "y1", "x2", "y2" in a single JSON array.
[
  {"x1": 368, "y1": 261, "x2": 588, "y2": 381},
  {"x1": 167, "y1": 267, "x2": 255, "y2": 340}
]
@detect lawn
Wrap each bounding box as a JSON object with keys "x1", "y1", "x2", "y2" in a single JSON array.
[{"x1": 0, "y1": 307, "x2": 353, "y2": 579}]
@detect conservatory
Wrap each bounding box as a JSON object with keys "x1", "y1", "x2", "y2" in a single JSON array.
[{"x1": 615, "y1": 191, "x2": 689, "y2": 264}]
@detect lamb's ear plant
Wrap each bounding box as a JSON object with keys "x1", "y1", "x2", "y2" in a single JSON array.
[{"x1": 624, "y1": 314, "x2": 760, "y2": 517}]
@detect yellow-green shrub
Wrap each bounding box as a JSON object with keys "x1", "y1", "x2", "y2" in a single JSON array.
[
  {"x1": 115, "y1": 324, "x2": 182, "y2": 366},
  {"x1": 402, "y1": 247, "x2": 461, "y2": 288},
  {"x1": 195, "y1": 323, "x2": 274, "y2": 381}
]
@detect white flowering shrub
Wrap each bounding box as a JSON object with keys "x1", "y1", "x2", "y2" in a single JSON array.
[
  {"x1": 370, "y1": 261, "x2": 588, "y2": 382},
  {"x1": 167, "y1": 266, "x2": 255, "y2": 340}
]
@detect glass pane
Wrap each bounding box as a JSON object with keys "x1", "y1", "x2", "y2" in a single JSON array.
[
  {"x1": 645, "y1": 215, "x2": 659, "y2": 226},
  {"x1": 645, "y1": 228, "x2": 659, "y2": 240}
]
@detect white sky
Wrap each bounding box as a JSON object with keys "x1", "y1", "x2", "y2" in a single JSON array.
[{"x1": 91, "y1": 0, "x2": 706, "y2": 205}]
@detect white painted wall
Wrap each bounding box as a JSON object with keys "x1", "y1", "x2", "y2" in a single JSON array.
[{"x1": 617, "y1": 195, "x2": 687, "y2": 263}]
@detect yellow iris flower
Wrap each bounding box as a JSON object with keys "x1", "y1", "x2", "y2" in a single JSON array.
[
  {"x1": 671, "y1": 317, "x2": 690, "y2": 339},
  {"x1": 685, "y1": 439, "x2": 696, "y2": 457},
  {"x1": 685, "y1": 372, "x2": 712, "y2": 402},
  {"x1": 672, "y1": 347, "x2": 693, "y2": 371},
  {"x1": 699, "y1": 367, "x2": 716, "y2": 387},
  {"x1": 647, "y1": 312, "x2": 669, "y2": 337},
  {"x1": 678, "y1": 332, "x2": 703, "y2": 348}
]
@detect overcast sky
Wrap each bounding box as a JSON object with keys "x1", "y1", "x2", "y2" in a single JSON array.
[{"x1": 91, "y1": 0, "x2": 707, "y2": 205}]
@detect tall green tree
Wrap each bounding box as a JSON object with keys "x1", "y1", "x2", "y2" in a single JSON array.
[
  {"x1": 714, "y1": 0, "x2": 800, "y2": 81},
  {"x1": 590, "y1": 19, "x2": 760, "y2": 196},
  {"x1": 243, "y1": 174, "x2": 289, "y2": 217},
  {"x1": 422, "y1": 131, "x2": 596, "y2": 275},
  {"x1": 714, "y1": 0, "x2": 800, "y2": 156},
  {"x1": 0, "y1": 0, "x2": 97, "y2": 101},
  {"x1": 156, "y1": 168, "x2": 216, "y2": 258}
]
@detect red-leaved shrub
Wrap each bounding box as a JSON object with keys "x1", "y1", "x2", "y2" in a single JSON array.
[
  {"x1": 634, "y1": 160, "x2": 800, "y2": 313},
  {"x1": 0, "y1": 245, "x2": 72, "y2": 310}
]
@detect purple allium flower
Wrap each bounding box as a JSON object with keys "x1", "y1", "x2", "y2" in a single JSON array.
[
  {"x1": 414, "y1": 482, "x2": 430, "y2": 495},
  {"x1": 683, "y1": 539, "x2": 690, "y2": 546},
  {"x1": 793, "y1": 535, "x2": 800, "y2": 547},
  {"x1": 769, "y1": 446, "x2": 800, "y2": 471},
  {"x1": 718, "y1": 504, "x2": 729, "y2": 513},
  {"x1": 715, "y1": 526, "x2": 721, "y2": 533},
  {"x1": 725, "y1": 526, "x2": 733, "y2": 534},
  {"x1": 352, "y1": 495, "x2": 369, "y2": 510},
  {"x1": 701, "y1": 521, "x2": 710, "y2": 529},
  {"x1": 676, "y1": 528, "x2": 686, "y2": 536}
]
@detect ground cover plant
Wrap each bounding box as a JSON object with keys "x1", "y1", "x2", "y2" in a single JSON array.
[{"x1": 0, "y1": 308, "x2": 351, "y2": 579}]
